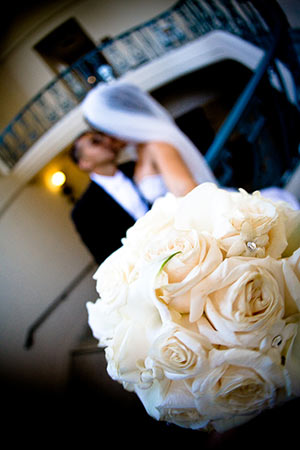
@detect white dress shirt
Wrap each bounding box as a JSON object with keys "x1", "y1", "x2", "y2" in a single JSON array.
[{"x1": 90, "y1": 170, "x2": 149, "y2": 220}]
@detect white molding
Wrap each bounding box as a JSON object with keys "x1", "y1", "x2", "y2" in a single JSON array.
[
  {"x1": 0, "y1": 158, "x2": 10, "y2": 175},
  {"x1": 123, "y1": 31, "x2": 296, "y2": 102}
]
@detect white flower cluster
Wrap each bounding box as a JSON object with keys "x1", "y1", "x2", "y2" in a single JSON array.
[{"x1": 87, "y1": 183, "x2": 300, "y2": 432}]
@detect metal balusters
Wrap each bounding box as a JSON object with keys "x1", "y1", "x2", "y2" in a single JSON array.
[{"x1": 0, "y1": 0, "x2": 279, "y2": 172}]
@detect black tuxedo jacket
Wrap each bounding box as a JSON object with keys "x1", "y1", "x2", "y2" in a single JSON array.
[{"x1": 71, "y1": 161, "x2": 142, "y2": 265}]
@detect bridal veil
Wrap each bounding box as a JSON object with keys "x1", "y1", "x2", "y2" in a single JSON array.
[{"x1": 81, "y1": 80, "x2": 217, "y2": 185}]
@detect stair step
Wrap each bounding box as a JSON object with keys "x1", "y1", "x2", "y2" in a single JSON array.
[{"x1": 70, "y1": 342, "x2": 102, "y2": 357}]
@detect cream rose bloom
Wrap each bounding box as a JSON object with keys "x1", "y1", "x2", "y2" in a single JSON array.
[
  {"x1": 136, "y1": 379, "x2": 210, "y2": 430},
  {"x1": 285, "y1": 321, "x2": 300, "y2": 397},
  {"x1": 192, "y1": 257, "x2": 287, "y2": 348},
  {"x1": 87, "y1": 246, "x2": 134, "y2": 346},
  {"x1": 191, "y1": 348, "x2": 289, "y2": 432},
  {"x1": 156, "y1": 381, "x2": 209, "y2": 430},
  {"x1": 148, "y1": 323, "x2": 211, "y2": 380},
  {"x1": 281, "y1": 248, "x2": 300, "y2": 396},
  {"x1": 90, "y1": 259, "x2": 173, "y2": 386},
  {"x1": 287, "y1": 247, "x2": 300, "y2": 281},
  {"x1": 122, "y1": 193, "x2": 179, "y2": 258},
  {"x1": 137, "y1": 357, "x2": 165, "y2": 390},
  {"x1": 175, "y1": 183, "x2": 300, "y2": 259},
  {"x1": 154, "y1": 230, "x2": 223, "y2": 314},
  {"x1": 259, "y1": 319, "x2": 298, "y2": 365},
  {"x1": 93, "y1": 246, "x2": 133, "y2": 301}
]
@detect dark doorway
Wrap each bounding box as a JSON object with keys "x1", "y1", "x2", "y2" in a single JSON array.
[
  {"x1": 34, "y1": 17, "x2": 111, "y2": 90},
  {"x1": 34, "y1": 18, "x2": 97, "y2": 74},
  {"x1": 151, "y1": 60, "x2": 299, "y2": 191}
]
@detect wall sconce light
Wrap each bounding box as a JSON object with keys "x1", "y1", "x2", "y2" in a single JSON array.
[
  {"x1": 48, "y1": 170, "x2": 76, "y2": 203},
  {"x1": 51, "y1": 170, "x2": 66, "y2": 187}
]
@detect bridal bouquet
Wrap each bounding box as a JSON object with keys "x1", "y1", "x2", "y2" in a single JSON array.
[{"x1": 87, "y1": 183, "x2": 300, "y2": 432}]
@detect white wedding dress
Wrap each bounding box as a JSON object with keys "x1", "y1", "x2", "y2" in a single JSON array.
[{"x1": 137, "y1": 174, "x2": 168, "y2": 204}]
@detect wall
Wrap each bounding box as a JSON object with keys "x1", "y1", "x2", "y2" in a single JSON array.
[
  {"x1": 278, "y1": 0, "x2": 300, "y2": 27},
  {"x1": 0, "y1": 176, "x2": 98, "y2": 390},
  {"x1": 0, "y1": 0, "x2": 175, "y2": 394},
  {"x1": 0, "y1": 0, "x2": 175, "y2": 130}
]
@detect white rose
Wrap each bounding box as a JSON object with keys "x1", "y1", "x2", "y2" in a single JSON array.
[
  {"x1": 159, "y1": 407, "x2": 208, "y2": 430},
  {"x1": 278, "y1": 203, "x2": 300, "y2": 257},
  {"x1": 175, "y1": 183, "x2": 300, "y2": 259},
  {"x1": 142, "y1": 228, "x2": 202, "y2": 277},
  {"x1": 148, "y1": 324, "x2": 211, "y2": 380},
  {"x1": 87, "y1": 297, "x2": 123, "y2": 347},
  {"x1": 259, "y1": 319, "x2": 298, "y2": 365},
  {"x1": 154, "y1": 230, "x2": 223, "y2": 314},
  {"x1": 105, "y1": 319, "x2": 157, "y2": 386},
  {"x1": 192, "y1": 348, "x2": 289, "y2": 431},
  {"x1": 156, "y1": 381, "x2": 209, "y2": 430},
  {"x1": 134, "y1": 377, "x2": 171, "y2": 421},
  {"x1": 96, "y1": 260, "x2": 172, "y2": 386},
  {"x1": 287, "y1": 247, "x2": 300, "y2": 281},
  {"x1": 282, "y1": 249, "x2": 300, "y2": 397},
  {"x1": 282, "y1": 253, "x2": 300, "y2": 316},
  {"x1": 192, "y1": 257, "x2": 285, "y2": 348},
  {"x1": 175, "y1": 183, "x2": 232, "y2": 233},
  {"x1": 87, "y1": 246, "x2": 133, "y2": 346},
  {"x1": 93, "y1": 246, "x2": 132, "y2": 302},
  {"x1": 285, "y1": 321, "x2": 300, "y2": 397},
  {"x1": 122, "y1": 193, "x2": 179, "y2": 258},
  {"x1": 219, "y1": 189, "x2": 299, "y2": 258},
  {"x1": 137, "y1": 357, "x2": 165, "y2": 390}
]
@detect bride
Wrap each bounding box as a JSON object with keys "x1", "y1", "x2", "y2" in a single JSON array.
[
  {"x1": 79, "y1": 79, "x2": 299, "y2": 209},
  {"x1": 79, "y1": 80, "x2": 217, "y2": 204}
]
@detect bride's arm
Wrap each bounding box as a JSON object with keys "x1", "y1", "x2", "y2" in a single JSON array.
[{"x1": 145, "y1": 141, "x2": 197, "y2": 196}]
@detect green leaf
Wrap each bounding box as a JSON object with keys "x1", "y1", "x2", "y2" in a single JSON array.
[{"x1": 158, "y1": 251, "x2": 181, "y2": 274}]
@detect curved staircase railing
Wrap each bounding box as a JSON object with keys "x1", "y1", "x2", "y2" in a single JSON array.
[{"x1": 0, "y1": 0, "x2": 277, "y2": 173}]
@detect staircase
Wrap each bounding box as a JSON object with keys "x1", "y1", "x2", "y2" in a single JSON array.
[
  {"x1": 64, "y1": 326, "x2": 174, "y2": 439},
  {"x1": 290, "y1": 28, "x2": 300, "y2": 61},
  {"x1": 290, "y1": 28, "x2": 300, "y2": 99}
]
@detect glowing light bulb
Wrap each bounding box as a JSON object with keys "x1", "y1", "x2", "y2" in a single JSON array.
[{"x1": 51, "y1": 171, "x2": 66, "y2": 187}]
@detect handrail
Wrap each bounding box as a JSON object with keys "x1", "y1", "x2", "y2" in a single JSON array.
[
  {"x1": 205, "y1": 41, "x2": 278, "y2": 169},
  {"x1": 205, "y1": 25, "x2": 282, "y2": 171},
  {"x1": 24, "y1": 260, "x2": 96, "y2": 350}
]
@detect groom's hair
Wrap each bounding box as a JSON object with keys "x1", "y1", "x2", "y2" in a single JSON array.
[{"x1": 69, "y1": 130, "x2": 92, "y2": 165}]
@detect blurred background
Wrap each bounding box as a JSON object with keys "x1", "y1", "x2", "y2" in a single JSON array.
[{"x1": 0, "y1": 1, "x2": 299, "y2": 445}]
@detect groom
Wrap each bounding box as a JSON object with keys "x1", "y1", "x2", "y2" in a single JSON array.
[{"x1": 70, "y1": 130, "x2": 150, "y2": 265}]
